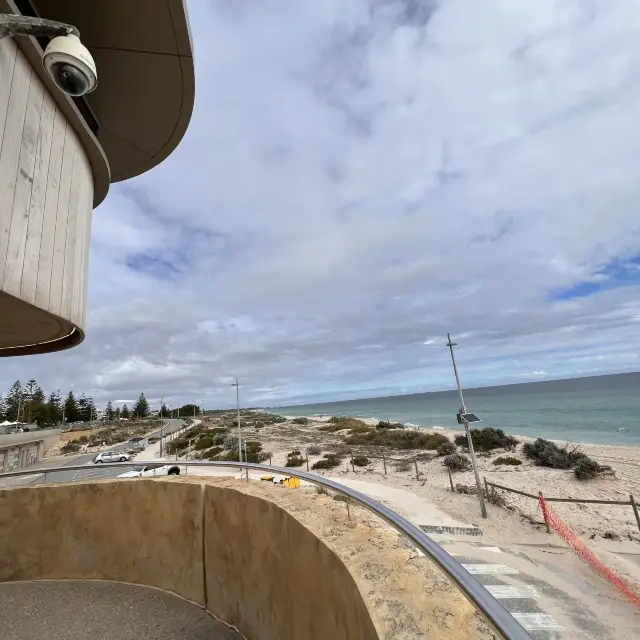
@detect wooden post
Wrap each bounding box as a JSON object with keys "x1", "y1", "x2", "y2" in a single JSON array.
[
  {"x1": 484, "y1": 476, "x2": 489, "y2": 499},
  {"x1": 414, "y1": 457, "x2": 419, "y2": 480},
  {"x1": 631, "y1": 495, "x2": 640, "y2": 535},
  {"x1": 346, "y1": 498, "x2": 351, "y2": 521},
  {"x1": 382, "y1": 453, "x2": 387, "y2": 476},
  {"x1": 350, "y1": 452, "x2": 355, "y2": 473},
  {"x1": 306, "y1": 455, "x2": 309, "y2": 471},
  {"x1": 269, "y1": 455, "x2": 272, "y2": 466},
  {"x1": 448, "y1": 468, "x2": 454, "y2": 491},
  {"x1": 539, "y1": 491, "x2": 551, "y2": 534}
]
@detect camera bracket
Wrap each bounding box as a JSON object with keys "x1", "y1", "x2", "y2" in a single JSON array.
[{"x1": 0, "y1": 14, "x2": 79, "y2": 40}]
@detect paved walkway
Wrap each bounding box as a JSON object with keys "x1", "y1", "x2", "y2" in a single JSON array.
[{"x1": 0, "y1": 580, "x2": 240, "y2": 640}]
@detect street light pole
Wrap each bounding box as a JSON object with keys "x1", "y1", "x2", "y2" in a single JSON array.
[
  {"x1": 446, "y1": 333, "x2": 487, "y2": 518},
  {"x1": 159, "y1": 398, "x2": 164, "y2": 458},
  {"x1": 232, "y1": 378, "x2": 242, "y2": 462}
]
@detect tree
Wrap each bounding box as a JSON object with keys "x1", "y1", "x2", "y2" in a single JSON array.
[
  {"x1": 0, "y1": 394, "x2": 5, "y2": 421},
  {"x1": 105, "y1": 401, "x2": 115, "y2": 422},
  {"x1": 121, "y1": 404, "x2": 130, "y2": 419},
  {"x1": 115, "y1": 406, "x2": 121, "y2": 420},
  {"x1": 23, "y1": 379, "x2": 45, "y2": 424},
  {"x1": 133, "y1": 393, "x2": 149, "y2": 418},
  {"x1": 159, "y1": 402, "x2": 168, "y2": 417},
  {"x1": 64, "y1": 391, "x2": 79, "y2": 423},
  {"x1": 5, "y1": 381, "x2": 23, "y2": 422},
  {"x1": 180, "y1": 403, "x2": 200, "y2": 417}
]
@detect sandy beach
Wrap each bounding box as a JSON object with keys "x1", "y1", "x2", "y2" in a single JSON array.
[{"x1": 247, "y1": 415, "x2": 640, "y2": 545}]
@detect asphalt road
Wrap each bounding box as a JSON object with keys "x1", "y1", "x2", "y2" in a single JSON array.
[{"x1": 29, "y1": 419, "x2": 185, "y2": 485}]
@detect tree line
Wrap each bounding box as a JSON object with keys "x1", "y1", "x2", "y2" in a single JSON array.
[{"x1": 0, "y1": 380, "x2": 153, "y2": 427}]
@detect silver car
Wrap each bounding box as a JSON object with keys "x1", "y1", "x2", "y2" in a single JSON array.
[{"x1": 92, "y1": 451, "x2": 131, "y2": 464}]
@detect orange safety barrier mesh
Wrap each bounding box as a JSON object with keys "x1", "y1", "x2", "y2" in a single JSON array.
[{"x1": 538, "y1": 495, "x2": 640, "y2": 608}]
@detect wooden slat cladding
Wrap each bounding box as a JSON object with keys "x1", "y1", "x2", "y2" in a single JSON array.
[{"x1": 0, "y1": 36, "x2": 94, "y2": 350}]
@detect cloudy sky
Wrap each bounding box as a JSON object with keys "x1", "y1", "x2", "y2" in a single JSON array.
[{"x1": 5, "y1": 0, "x2": 640, "y2": 409}]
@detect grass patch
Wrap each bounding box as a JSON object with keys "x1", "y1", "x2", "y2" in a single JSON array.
[
  {"x1": 292, "y1": 417, "x2": 310, "y2": 425},
  {"x1": 376, "y1": 420, "x2": 405, "y2": 429}
]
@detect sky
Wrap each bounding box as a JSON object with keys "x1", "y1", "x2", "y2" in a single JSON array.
[{"x1": 4, "y1": 0, "x2": 640, "y2": 409}]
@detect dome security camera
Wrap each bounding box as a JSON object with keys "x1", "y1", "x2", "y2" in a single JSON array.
[{"x1": 43, "y1": 34, "x2": 97, "y2": 97}]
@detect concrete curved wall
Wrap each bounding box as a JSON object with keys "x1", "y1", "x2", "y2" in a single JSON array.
[
  {"x1": 0, "y1": 479, "x2": 380, "y2": 640},
  {"x1": 0, "y1": 34, "x2": 94, "y2": 356}
]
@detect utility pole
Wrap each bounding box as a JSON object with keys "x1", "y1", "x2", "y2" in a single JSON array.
[
  {"x1": 159, "y1": 398, "x2": 164, "y2": 458},
  {"x1": 232, "y1": 378, "x2": 242, "y2": 462},
  {"x1": 446, "y1": 333, "x2": 487, "y2": 518}
]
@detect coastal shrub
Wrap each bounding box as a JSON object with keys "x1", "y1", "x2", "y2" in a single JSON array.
[
  {"x1": 203, "y1": 446, "x2": 223, "y2": 460},
  {"x1": 344, "y1": 429, "x2": 448, "y2": 450},
  {"x1": 443, "y1": 453, "x2": 471, "y2": 472},
  {"x1": 285, "y1": 456, "x2": 305, "y2": 468},
  {"x1": 574, "y1": 458, "x2": 613, "y2": 481},
  {"x1": 195, "y1": 436, "x2": 214, "y2": 450},
  {"x1": 315, "y1": 486, "x2": 330, "y2": 496},
  {"x1": 321, "y1": 417, "x2": 368, "y2": 433},
  {"x1": 352, "y1": 456, "x2": 370, "y2": 467},
  {"x1": 212, "y1": 433, "x2": 226, "y2": 446},
  {"x1": 333, "y1": 494, "x2": 349, "y2": 503},
  {"x1": 292, "y1": 417, "x2": 310, "y2": 425},
  {"x1": 288, "y1": 450, "x2": 302, "y2": 458},
  {"x1": 454, "y1": 434, "x2": 468, "y2": 447},
  {"x1": 326, "y1": 445, "x2": 350, "y2": 458},
  {"x1": 454, "y1": 428, "x2": 518, "y2": 452},
  {"x1": 376, "y1": 421, "x2": 405, "y2": 429},
  {"x1": 328, "y1": 416, "x2": 348, "y2": 424},
  {"x1": 522, "y1": 438, "x2": 585, "y2": 469},
  {"x1": 307, "y1": 445, "x2": 322, "y2": 455},
  {"x1": 493, "y1": 456, "x2": 522, "y2": 466},
  {"x1": 312, "y1": 457, "x2": 341, "y2": 471},
  {"x1": 437, "y1": 441, "x2": 457, "y2": 456}
]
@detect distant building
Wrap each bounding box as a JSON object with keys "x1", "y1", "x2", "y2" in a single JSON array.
[{"x1": 0, "y1": 430, "x2": 61, "y2": 472}]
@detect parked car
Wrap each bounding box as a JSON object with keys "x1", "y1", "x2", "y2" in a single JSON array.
[
  {"x1": 117, "y1": 462, "x2": 182, "y2": 478},
  {"x1": 93, "y1": 451, "x2": 131, "y2": 464}
]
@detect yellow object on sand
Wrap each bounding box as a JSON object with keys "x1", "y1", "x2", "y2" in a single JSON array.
[
  {"x1": 282, "y1": 477, "x2": 301, "y2": 488},
  {"x1": 260, "y1": 475, "x2": 274, "y2": 482}
]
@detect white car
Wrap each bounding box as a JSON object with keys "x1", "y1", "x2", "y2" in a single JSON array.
[
  {"x1": 117, "y1": 462, "x2": 182, "y2": 478},
  {"x1": 93, "y1": 451, "x2": 131, "y2": 464}
]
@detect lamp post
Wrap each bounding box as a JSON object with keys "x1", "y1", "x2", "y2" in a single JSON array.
[
  {"x1": 446, "y1": 333, "x2": 487, "y2": 518},
  {"x1": 231, "y1": 378, "x2": 242, "y2": 462},
  {"x1": 159, "y1": 398, "x2": 164, "y2": 458}
]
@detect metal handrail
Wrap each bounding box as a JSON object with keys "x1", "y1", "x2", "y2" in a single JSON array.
[{"x1": 0, "y1": 460, "x2": 529, "y2": 640}]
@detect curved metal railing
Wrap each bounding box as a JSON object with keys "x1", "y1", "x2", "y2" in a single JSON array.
[{"x1": 0, "y1": 460, "x2": 530, "y2": 640}]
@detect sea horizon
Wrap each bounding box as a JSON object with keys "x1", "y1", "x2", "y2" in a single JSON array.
[{"x1": 274, "y1": 372, "x2": 640, "y2": 446}]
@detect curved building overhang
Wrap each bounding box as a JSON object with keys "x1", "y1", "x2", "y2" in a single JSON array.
[{"x1": 3, "y1": 0, "x2": 195, "y2": 200}]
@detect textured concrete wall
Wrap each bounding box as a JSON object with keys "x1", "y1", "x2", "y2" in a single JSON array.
[
  {"x1": 0, "y1": 480, "x2": 205, "y2": 605},
  {"x1": 0, "y1": 479, "x2": 380, "y2": 640},
  {"x1": 204, "y1": 484, "x2": 379, "y2": 640}
]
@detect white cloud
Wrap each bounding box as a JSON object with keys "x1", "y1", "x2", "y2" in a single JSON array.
[{"x1": 4, "y1": 0, "x2": 640, "y2": 407}]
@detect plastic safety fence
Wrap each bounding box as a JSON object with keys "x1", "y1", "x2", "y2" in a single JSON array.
[{"x1": 538, "y1": 495, "x2": 640, "y2": 608}]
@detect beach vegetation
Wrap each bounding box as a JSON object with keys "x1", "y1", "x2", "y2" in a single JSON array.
[
  {"x1": 522, "y1": 438, "x2": 584, "y2": 469},
  {"x1": 312, "y1": 456, "x2": 341, "y2": 470},
  {"x1": 352, "y1": 456, "x2": 370, "y2": 467},
  {"x1": 574, "y1": 457, "x2": 613, "y2": 480},
  {"x1": 376, "y1": 420, "x2": 405, "y2": 429},
  {"x1": 454, "y1": 427, "x2": 519, "y2": 452},
  {"x1": 285, "y1": 455, "x2": 305, "y2": 467},
  {"x1": 443, "y1": 453, "x2": 471, "y2": 472},
  {"x1": 395, "y1": 460, "x2": 412, "y2": 472},
  {"x1": 307, "y1": 445, "x2": 322, "y2": 455},
  {"x1": 493, "y1": 456, "x2": 522, "y2": 466},
  {"x1": 437, "y1": 441, "x2": 457, "y2": 456},
  {"x1": 292, "y1": 417, "x2": 310, "y2": 425},
  {"x1": 344, "y1": 428, "x2": 448, "y2": 450}
]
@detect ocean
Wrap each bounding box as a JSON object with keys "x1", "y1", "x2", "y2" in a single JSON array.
[{"x1": 274, "y1": 373, "x2": 640, "y2": 446}]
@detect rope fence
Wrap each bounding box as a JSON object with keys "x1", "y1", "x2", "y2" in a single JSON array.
[{"x1": 485, "y1": 477, "x2": 640, "y2": 609}]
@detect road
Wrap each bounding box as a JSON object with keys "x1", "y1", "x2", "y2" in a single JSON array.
[{"x1": 27, "y1": 420, "x2": 185, "y2": 486}]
